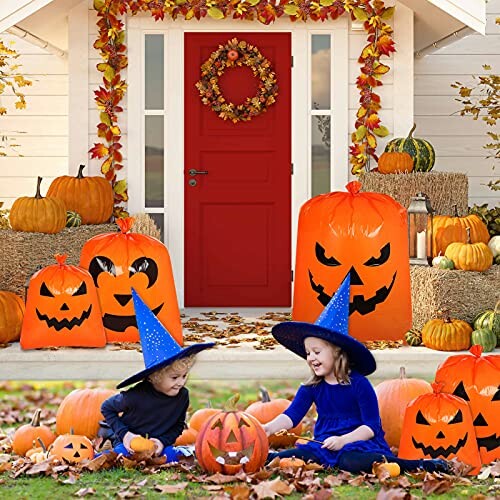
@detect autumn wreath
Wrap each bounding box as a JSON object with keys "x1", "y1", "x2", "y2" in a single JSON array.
[{"x1": 195, "y1": 38, "x2": 278, "y2": 124}]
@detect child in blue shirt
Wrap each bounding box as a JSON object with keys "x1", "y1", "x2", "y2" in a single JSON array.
[{"x1": 265, "y1": 276, "x2": 449, "y2": 474}]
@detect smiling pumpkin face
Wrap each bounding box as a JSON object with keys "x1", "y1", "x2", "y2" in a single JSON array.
[
  {"x1": 79, "y1": 217, "x2": 182, "y2": 344},
  {"x1": 195, "y1": 411, "x2": 268, "y2": 475},
  {"x1": 20, "y1": 254, "x2": 106, "y2": 349},
  {"x1": 398, "y1": 382, "x2": 481, "y2": 475},
  {"x1": 292, "y1": 181, "x2": 411, "y2": 341},
  {"x1": 435, "y1": 345, "x2": 500, "y2": 465}
]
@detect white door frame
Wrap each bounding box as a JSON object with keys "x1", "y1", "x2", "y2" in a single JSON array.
[{"x1": 127, "y1": 16, "x2": 349, "y2": 307}]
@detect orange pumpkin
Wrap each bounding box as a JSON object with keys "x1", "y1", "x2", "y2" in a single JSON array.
[
  {"x1": 279, "y1": 457, "x2": 305, "y2": 469},
  {"x1": 79, "y1": 217, "x2": 182, "y2": 344},
  {"x1": 20, "y1": 254, "x2": 106, "y2": 349},
  {"x1": 292, "y1": 180, "x2": 411, "y2": 341},
  {"x1": 435, "y1": 345, "x2": 500, "y2": 465},
  {"x1": 0, "y1": 291, "x2": 25, "y2": 343},
  {"x1": 422, "y1": 316, "x2": 472, "y2": 351},
  {"x1": 46, "y1": 164, "x2": 114, "y2": 225},
  {"x1": 56, "y1": 388, "x2": 116, "y2": 439},
  {"x1": 12, "y1": 409, "x2": 56, "y2": 456},
  {"x1": 377, "y1": 152, "x2": 414, "y2": 174},
  {"x1": 49, "y1": 432, "x2": 94, "y2": 463},
  {"x1": 189, "y1": 406, "x2": 222, "y2": 432},
  {"x1": 245, "y1": 388, "x2": 303, "y2": 447},
  {"x1": 130, "y1": 436, "x2": 156, "y2": 453},
  {"x1": 444, "y1": 227, "x2": 493, "y2": 272},
  {"x1": 430, "y1": 206, "x2": 490, "y2": 258},
  {"x1": 175, "y1": 426, "x2": 198, "y2": 446},
  {"x1": 375, "y1": 367, "x2": 433, "y2": 448},
  {"x1": 398, "y1": 382, "x2": 481, "y2": 475},
  {"x1": 195, "y1": 411, "x2": 268, "y2": 475}
]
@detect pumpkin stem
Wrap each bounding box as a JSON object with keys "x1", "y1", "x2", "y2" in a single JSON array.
[
  {"x1": 77, "y1": 164, "x2": 86, "y2": 179},
  {"x1": 494, "y1": 300, "x2": 500, "y2": 316},
  {"x1": 30, "y1": 408, "x2": 42, "y2": 427},
  {"x1": 431, "y1": 381, "x2": 444, "y2": 394},
  {"x1": 70, "y1": 427, "x2": 74, "y2": 435},
  {"x1": 225, "y1": 393, "x2": 240, "y2": 411},
  {"x1": 469, "y1": 344, "x2": 483, "y2": 357},
  {"x1": 36, "y1": 437, "x2": 47, "y2": 453},
  {"x1": 399, "y1": 367, "x2": 406, "y2": 380},
  {"x1": 345, "y1": 180, "x2": 362, "y2": 195},
  {"x1": 407, "y1": 123, "x2": 417, "y2": 139},
  {"x1": 54, "y1": 254, "x2": 68, "y2": 266},
  {"x1": 259, "y1": 387, "x2": 271, "y2": 403},
  {"x1": 35, "y1": 176, "x2": 44, "y2": 199},
  {"x1": 453, "y1": 204, "x2": 459, "y2": 217},
  {"x1": 116, "y1": 217, "x2": 135, "y2": 234},
  {"x1": 466, "y1": 227, "x2": 471, "y2": 244}
]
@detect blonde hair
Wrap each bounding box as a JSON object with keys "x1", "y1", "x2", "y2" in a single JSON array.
[
  {"x1": 148, "y1": 355, "x2": 196, "y2": 385},
  {"x1": 303, "y1": 341, "x2": 351, "y2": 386}
]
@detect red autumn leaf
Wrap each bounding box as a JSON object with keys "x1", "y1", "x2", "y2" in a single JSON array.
[
  {"x1": 377, "y1": 35, "x2": 396, "y2": 56},
  {"x1": 365, "y1": 113, "x2": 381, "y2": 130},
  {"x1": 89, "y1": 143, "x2": 109, "y2": 159}
]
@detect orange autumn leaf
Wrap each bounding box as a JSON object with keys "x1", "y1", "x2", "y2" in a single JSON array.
[
  {"x1": 365, "y1": 113, "x2": 381, "y2": 130},
  {"x1": 89, "y1": 143, "x2": 109, "y2": 159},
  {"x1": 377, "y1": 35, "x2": 396, "y2": 56}
]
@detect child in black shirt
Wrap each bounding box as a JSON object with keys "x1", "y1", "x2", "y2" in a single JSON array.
[{"x1": 100, "y1": 289, "x2": 214, "y2": 461}]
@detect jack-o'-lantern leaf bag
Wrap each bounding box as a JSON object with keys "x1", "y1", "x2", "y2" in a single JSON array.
[
  {"x1": 21, "y1": 254, "x2": 106, "y2": 349},
  {"x1": 292, "y1": 180, "x2": 411, "y2": 341},
  {"x1": 79, "y1": 217, "x2": 182, "y2": 344},
  {"x1": 398, "y1": 382, "x2": 482, "y2": 475},
  {"x1": 435, "y1": 345, "x2": 500, "y2": 465}
]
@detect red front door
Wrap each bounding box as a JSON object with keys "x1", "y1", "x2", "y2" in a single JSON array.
[{"x1": 184, "y1": 33, "x2": 291, "y2": 307}]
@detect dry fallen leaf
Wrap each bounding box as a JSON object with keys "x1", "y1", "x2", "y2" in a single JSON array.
[
  {"x1": 225, "y1": 483, "x2": 251, "y2": 499},
  {"x1": 154, "y1": 482, "x2": 188, "y2": 493},
  {"x1": 74, "y1": 488, "x2": 96, "y2": 497},
  {"x1": 422, "y1": 474, "x2": 454, "y2": 495},
  {"x1": 205, "y1": 472, "x2": 239, "y2": 484},
  {"x1": 376, "y1": 487, "x2": 414, "y2": 499}
]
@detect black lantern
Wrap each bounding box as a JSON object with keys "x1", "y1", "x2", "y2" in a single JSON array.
[{"x1": 408, "y1": 193, "x2": 434, "y2": 265}]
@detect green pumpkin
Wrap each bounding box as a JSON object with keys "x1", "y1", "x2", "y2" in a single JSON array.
[
  {"x1": 405, "y1": 329, "x2": 422, "y2": 346},
  {"x1": 66, "y1": 211, "x2": 82, "y2": 228},
  {"x1": 471, "y1": 328, "x2": 497, "y2": 352},
  {"x1": 385, "y1": 124, "x2": 435, "y2": 172},
  {"x1": 473, "y1": 309, "x2": 500, "y2": 346},
  {"x1": 432, "y1": 255, "x2": 454, "y2": 270}
]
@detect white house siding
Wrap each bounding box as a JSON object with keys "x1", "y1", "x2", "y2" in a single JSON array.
[
  {"x1": 414, "y1": 0, "x2": 500, "y2": 207},
  {"x1": 0, "y1": 33, "x2": 68, "y2": 208}
]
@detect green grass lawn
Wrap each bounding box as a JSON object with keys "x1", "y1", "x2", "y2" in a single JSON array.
[{"x1": 0, "y1": 380, "x2": 497, "y2": 499}]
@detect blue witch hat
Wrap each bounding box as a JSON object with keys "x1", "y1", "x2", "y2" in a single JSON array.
[
  {"x1": 272, "y1": 275, "x2": 376, "y2": 375},
  {"x1": 117, "y1": 289, "x2": 215, "y2": 389}
]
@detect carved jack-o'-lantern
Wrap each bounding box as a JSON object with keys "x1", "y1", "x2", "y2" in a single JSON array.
[
  {"x1": 435, "y1": 345, "x2": 500, "y2": 465},
  {"x1": 49, "y1": 432, "x2": 94, "y2": 463},
  {"x1": 20, "y1": 254, "x2": 106, "y2": 349},
  {"x1": 195, "y1": 410, "x2": 268, "y2": 475},
  {"x1": 79, "y1": 217, "x2": 182, "y2": 344},
  {"x1": 399, "y1": 382, "x2": 482, "y2": 475},
  {"x1": 293, "y1": 181, "x2": 411, "y2": 341}
]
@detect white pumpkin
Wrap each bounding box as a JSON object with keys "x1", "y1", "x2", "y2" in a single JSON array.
[{"x1": 488, "y1": 235, "x2": 500, "y2": 257}]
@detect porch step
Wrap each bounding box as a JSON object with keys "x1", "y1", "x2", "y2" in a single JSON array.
[{"x1": 0, "y1": 343, "x2": 479, "y2": 382}]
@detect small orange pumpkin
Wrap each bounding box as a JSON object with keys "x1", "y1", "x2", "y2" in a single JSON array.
[
  {"x1": 444, "y1": 228, "x2": 493, "y2": 272},
  {"x1": 189, "y1": 405, "x2": 222, "y2": 432},
  {"x1": 377, "y1": 151, "x2": 414, "y2": 174},
  {"x1": 130, "y1": 436, "x2": 156, "y2": 453},
  {"x1": 227, "y1": 49, "x2": 239, "y2": 61},
  {"x1": 49, "y1": 432, "x2": 94, "y2": 463},
  {"x1": 422, "y1": 314, "x2": 472, "y2": 351},
  {"x1": 279, "y1": 457, "x2": 305, "y2": 469},
  {"x1": 0, "y1": 291, "x2": 25, "y2": 344},
  {"x1": 175, "y1": 426, "x2": 198, "y2": 446},
  {"x1": 12, "y1": 409, "x2": 56, "y2": 456}
]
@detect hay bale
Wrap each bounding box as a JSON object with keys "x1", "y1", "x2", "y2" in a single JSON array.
[
  {"x1": 360, "y1": 172, "x2": 468, "y2": 215},
  {"x1": 410, "y1": 265, "x2": 499, "y2": 329},
  {"x1": 0, "y1": 225, "x2": 118, "y2": 296}
]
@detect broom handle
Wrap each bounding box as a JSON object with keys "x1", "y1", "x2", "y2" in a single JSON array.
[{"x1": 275, "y1": 430, "x2": 324, "y2": 445}]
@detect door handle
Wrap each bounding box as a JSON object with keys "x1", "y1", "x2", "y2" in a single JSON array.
[{"x1": 189, "y1": 169, "x2": 209, "y2": 176}]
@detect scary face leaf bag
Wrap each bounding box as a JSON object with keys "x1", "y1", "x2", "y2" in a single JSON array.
[
  {"x1": 435, "y1": 345, "x2": 500, "y2": 465},
  {"x1": 21, "y1": 254, "x2": 106, "y2": 349},
  {"x1": 292, "y1": 181, "x2": 411, "y2": 341},
  {"x1": 399, "y1": 382, "x2": 482, "y2": 475},
  {"x1": 79, "y1": 217, "x2": 182, "y2": 344}
]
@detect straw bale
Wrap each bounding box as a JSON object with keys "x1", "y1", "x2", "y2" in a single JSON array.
[
  {"x1": 0, "y1": 225, "x2": 118, "y2": 296},
  {"x1": 360, "y1": 172, "x2": 468, "y2": 215},
  {"x1": 410, "y1": 265, "x2": 499, "y2": 329},
  {"x1": 131, "y1": 213, "x2": 161, "y2": 240}
]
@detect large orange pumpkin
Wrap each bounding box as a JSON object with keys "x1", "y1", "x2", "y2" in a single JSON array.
[
  {"x1": 195, "y1": 410, "x2": 269, "y2": 475},
  {"x1": 49, "y1": 432, "x2": 94, "y2": 463},
  {"x1": 0, "y1": 291, "x2": 25, "y2": 343},
  {"x1": 20, "y1": 254, "x2": 106, "y2": 349},
  {"x1": 56, "y1": 388, "x2": 116, "y2": 439},
  {"x1": 398, "y1": 382, "x2": 481, "y2": 475},
  {"x1": 435, "y1": 345, "x2": 500, "y2": 465},
  {"x1": 375, "y1": 367, "x2": 433, "y2": 448},
  {"x1": 12, "y1": 409, "x2": 56, "y2": 456},
  {"x1": 79, "y1": 217, "x2": 182, "y2": 344},
  {"x1": 47, "y1": 164, "x2": 114, "y2": 225},
  {"x1": 292, "y1": 180, "x2": 411, "y2": 341},
  {"x1": 245, "y1": 388, "x2": 303, "y2": 447}
]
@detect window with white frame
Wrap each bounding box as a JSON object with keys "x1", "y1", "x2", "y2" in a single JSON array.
[
  {"x1": 311, "y1": 34, "x2": 331, "y2": 197},
  {"x1": 144, "y1": 33, "x2": 165, "y2": 239}
]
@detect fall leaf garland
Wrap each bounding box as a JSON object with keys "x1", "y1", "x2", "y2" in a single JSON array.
[
  {"x1": 91, "y1": 0, "x2": 395, "y2": 215},
  {"x1": 195, "y1": 38, "x2": 278, "y2": 124}
]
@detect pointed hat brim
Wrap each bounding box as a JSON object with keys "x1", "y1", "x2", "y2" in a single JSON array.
[
  {"x1": 272, "y1": 321, "x2": 376, "y2": 376},
  {"x1": 116, "y1": 342, "x2": 215, "y2": 389}
]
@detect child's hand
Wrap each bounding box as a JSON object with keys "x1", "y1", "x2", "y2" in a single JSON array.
[
  {"x1": 123, "y1": 431, "x2": 140, "y2": 453},
  {"x1": 150, "y1": 438, "x2": 164, "y2": 457},
  {"x1": 321, "y1": 435, "x2": 346, "y2": 451}
]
